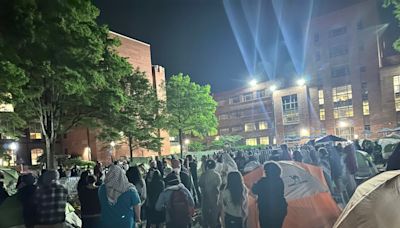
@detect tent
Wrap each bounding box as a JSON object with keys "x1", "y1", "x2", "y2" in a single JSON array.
[
  {"x1": 244, "y1": 161, "x2": 341, "y2": 228},
  {"x1": 316, "y1": 135, "x2": 347, "y2": 143},
  {"x1": 355, "y1": 150, "x2": 378, "y2": 183},
  {"x1": 334, "y1": 171, "x2": 400, "y2": 228}
]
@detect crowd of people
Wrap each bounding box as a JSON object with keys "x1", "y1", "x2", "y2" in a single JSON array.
[{"x1": 0, "y1": 139, "x2": 389, "y2": 228}]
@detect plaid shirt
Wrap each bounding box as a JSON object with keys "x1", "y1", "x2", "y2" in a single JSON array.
[{"x1": 34, "y1": 183, "x2": 68, "y2": 225}]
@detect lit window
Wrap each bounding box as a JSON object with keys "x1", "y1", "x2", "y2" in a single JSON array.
[
  {"x1": 335, "y1": 127, "x2": 354, "y2": 140},
  {"x1": 259, "y1": 121, "x2": 268, "y2": 130},
  {"x1": 259, "y1": 137, "x2": 269, "y2": 145},
  {"x1": 244, "y1": 123, "x2": 256, "y2": 132},
  {"x1": 273, "y1": 137, "x2": 277, "y2": 145},
  {"x1": 333, "y1": 85, "x2": 353, "y2": 118},
  {"x1": 31, "y1": 149, "x2": 43, "y2": 165},
  {"x1": 363, "y1": 101, "x2": 370, "y2": 115},
  {"x1": 246, "y1": 138, "x2": 257, "y2": 146},
  {"x1": 220, "y1": 128, "x2": 230, "y2": 134},
  {"x1": 282, "y1": 94, "x2": 299, "y2": 124},
  {"x1": 394, "y1": 76, "x2": 400, "y2": 111},
  {"x1": 320, "y1": 108, "x2": 326, "y2": 120},
  {"x1": 318, "y1": 90, "x2": 324, "y2": 105},
  {"x1": 30, "y1": 133, "x2": 42, "y2": 140}
]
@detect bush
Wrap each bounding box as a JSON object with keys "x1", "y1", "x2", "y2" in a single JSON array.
[{"x1": 64, "y1": 158, "x2": 95, "y2": 169}]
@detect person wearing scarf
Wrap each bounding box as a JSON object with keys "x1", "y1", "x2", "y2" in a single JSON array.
[{"x1": 98, "y1": 165, "x2": 141, "y2": 228}]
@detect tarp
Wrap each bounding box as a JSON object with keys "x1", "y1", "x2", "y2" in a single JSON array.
[
  {"x1": 244, "y1": 161, "x2": 341, "y2": 228},
  {"x1": 334, "y1": 171, "x2": 400, "y2": 228}
]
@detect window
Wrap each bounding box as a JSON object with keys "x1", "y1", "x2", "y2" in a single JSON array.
[
  {"x1": 30, "y1": 132, "x2": 42, "y2": 140},
  {"x1": 31, "y1": 149, "x2": 44, "y2": 166},
  {"x1": 220, "y1": 128, "x2": 230, "y2": 134},
  {"x1": 229, "y1": 96, "x2": 241, "y2": 104},
  {"x1": 364, "y1": 125, "x2": 371, "y2": 131},
  {"x1": 259, "y1": 137, "x2": 269, "y2": 145},
  {"x1": 362, "y1": 82, "x2": 368, "y2": 100},
  {"x1": 219, "y1": 114, "x2": 229, "y2": 120},
  {"x1": 318, "y1": 90, "x2": 324, "y2": 105},
  {"x1": 273, "y1": 137, "x2": 277, "y2": 145},
  {"x1": 363, "y1": 101, "x2": 370, "y2": 115},
  {"x1": 360, "y1": 66, "x2": 366, "y2": 72},
  {"x1": 329, "y1": 45, "x2": 348, "y2": 58},
  {"x1": 259, "y1": 121, "x2": 268, "y2": 130},
  {"x1": 329, "y1": 26, "x2": 347, "y2": 38},
  {"x1": 333, "y1": 85, "x2": 353, "y2": 118},
  {"x1": 331, "y1": 65, "x2": 350, "y2": 78},
  {"x1": 314, "y1": 33, "x2": 319, "y2": 43},
  {"x1": 393, "y1": 76, "x2": 400, "y2": 111},
  {"x1": 320, "y1": 108, "x2": 326, "y2": 121},
  {"x1": 246, "y1": 138, "x2": 257, "y2": 146},
  {"x1": 244, "y1": 123, "x2": 256, "y2": 132},
  {"x1": 282, "y1": 94, "x2": 299, "y2": 124},
  {"x1": 231, "y1": 126, "x2": 242, "y2": 132},
  {"x1": 256, "y1": 90, "x2": 266, "y2": 98},
  {"x1": 315, "y1": 51, "x2": 321, "y2": 61},
  {"x1": 243, "y1": 92, "x2": 253, "y2": 102},
  {"x1": 335, "y1": 127, "x2": 354, "y2": 140}
]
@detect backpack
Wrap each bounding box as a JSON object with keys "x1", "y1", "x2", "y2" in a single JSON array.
[{"x1": 169, "y1": 188, "x2": 193, "y2": 226}]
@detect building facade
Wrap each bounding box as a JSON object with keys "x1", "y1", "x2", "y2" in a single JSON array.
[{"x1": 215, "y1": 0, "x2": 400, "y2": 146}]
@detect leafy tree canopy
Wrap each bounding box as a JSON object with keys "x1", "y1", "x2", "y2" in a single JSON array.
[{"x1": 384, "y1": 0, "x2": 400, "y2": 51}]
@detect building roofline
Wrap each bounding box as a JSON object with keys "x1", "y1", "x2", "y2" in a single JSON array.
[
  {"x1": 311, "y1": 0, "x2": 374, "y2": 22},
  {"x1": 109, "y1": 31, "x2": 150, "y2": 47}
]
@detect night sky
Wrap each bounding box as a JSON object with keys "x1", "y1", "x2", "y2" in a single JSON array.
[{"x1": 94, "y1": 0, "x2": 377, "y2": 93}]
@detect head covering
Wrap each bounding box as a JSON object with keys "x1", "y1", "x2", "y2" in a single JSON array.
[
  {"x1": 105, "y1": 165, "x2": 135, "y2": 205},
  {"x1": 164, "y1": 172, "x2": 180, "y2": 186},
  {"x1": 39, "y1": 170, "x2": 59, "y2": 187},
  {"x1": 17, "y1": 173, "x2": 35, "y2": 189},
  {"x1": 164, "y1": 166, "x2": 173, "y2": 177},
  {"x1": 264, "y1": 162, "x2": 282, "y2": 178}
]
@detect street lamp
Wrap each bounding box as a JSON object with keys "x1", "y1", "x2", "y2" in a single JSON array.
[
  {"x1": 110, "y1": 141, "x2": 116, "y2": 147},
  {"x1": 269, "y1": 84, "x2": 277, "y2": 92},
  {"x1": 9, "y1": 142, "x2": 18, "y2": 151},
  {"x1": 296, "y1": 78, "x2": 306, "y2": 86},
  {"x1": 249, "y1": 79, "x2": 257, "y2": 87},
  {"x1": 184, "y1": 139, "x2": 190, "y2": 145}
]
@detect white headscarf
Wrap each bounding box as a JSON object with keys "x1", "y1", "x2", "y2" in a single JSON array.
[{"x1": 105, "y1": 165, "x2": 135, "y2": 205}]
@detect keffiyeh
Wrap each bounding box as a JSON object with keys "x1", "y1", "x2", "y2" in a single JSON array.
[{"x1": 105, "y1": 165, "x2": 135, "y2": 205}]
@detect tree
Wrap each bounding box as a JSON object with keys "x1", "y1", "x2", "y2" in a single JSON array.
[
  {"x1": 99, "y1": 69, "x2": 164, "y2": 158},
  {"x1": 210, "y1": 135, "x2": 243, "y2": 149},
  {"x1": 0, "y1": 0, "x2": 132, "y2": 168},
  {"x1": 165, "y1": 74, "x2": 218, "y2": 158},
  {"x1": 384, "y1": 0, "x2": 400, "y2": 51}
]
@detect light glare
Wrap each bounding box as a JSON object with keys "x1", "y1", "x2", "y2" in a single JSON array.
[{"x1": 297, "y1": 78, "x2": 306, "y2": 86}]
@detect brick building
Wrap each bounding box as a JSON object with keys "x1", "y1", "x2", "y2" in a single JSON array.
[
  {"x1": 215, "y1": 0, "x2": 400, "y2": 145},
  {"x1": 61, "y1": 32, "x2": 171, "y2": 163}
]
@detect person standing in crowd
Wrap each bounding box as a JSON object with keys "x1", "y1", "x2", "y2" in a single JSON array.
[
  {"x1": 199, "y1": 159, "x2": 222, "y2": 228},
  {"x1": 16, "y1": 173, "x2": 37, "y2": 228},
  {"x1": 387, "y1": 143, "x2": 400, "y2": 171},
  {"x1": 146, "y1": 160, "x2": 159, "y2": 184},
  {"x1": 0, "y1": 171, "x2": 9, "y2": 205},
  {"x1": 57, "y1": 165, "x2": 66, "y2": 178},
  {"x1": 78, "y1": 175, "x2": 101, "y2": 228},
  {"x1": 318, "y1": 147, "x2": 334, "y2": 193},
  {"x1": 94, "y1": 161, "x2": 103, "y2": 185},
  {"x1": 252, "y1": 162, "x2": 287, "y2": 228},
  {"x1": 186, "y1": 155, "x2": 201, "y2": 206},
  {"x1": 170, "y1": 159, "x2": 192, "y2": 191},
  {"x1": 280, "y1": 144, "x2": 292, "y2": 161},
  {"x1": 146, "y1": 170, "x2": 165, "y2": 228},
  {"x1": 343, "y1": 144, "x2": 358, "y2": 197},
  {"x1": 222, "y1": 171, "x2": 248, "y2": 228},
  {"x1": 155, "y1": 156, "x2": 164, "y2": 177},
  {"x1": 293, "y1": 150, "x2": 303, "y2": 163},
  {"x1": 155, "y1": 172, "x2": 194, "y2": 228},
  {"x1": 327, "y1": 144, "x2": 346, "y2": 202},
  {"x1": 70, "y1": 165, "x2": 79, "y2": 177},
  {"x1": 98, "y1": 165, "x2": 141, "y2": 228},
  {"x1": 34, "y1": 170, "x2": 68, "y2": 228},
  {"x1": 126, "y1": 166, "x2": 147, "y2": 204},
  {"x1": 77, "y1": 170, "x2": 89, "y2": 193}
]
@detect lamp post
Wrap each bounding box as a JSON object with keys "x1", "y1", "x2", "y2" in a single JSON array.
[
  {"x1": 9, "y1": 142, "x2": 20, "y2": 170},
  {"x1": 110, "y1": 141, "x2": 115, "y2": 162}
]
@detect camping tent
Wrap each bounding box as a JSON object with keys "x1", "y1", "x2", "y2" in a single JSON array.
[
  {"x1": 334, "y1": 171, "x2": 400, "y2": 228},
  {"x1": 355, "y1": 150, "x2": 378, "y2": 183},
  {"x1": 244, "y1": 161, "x2": 341, "y2": 228}
]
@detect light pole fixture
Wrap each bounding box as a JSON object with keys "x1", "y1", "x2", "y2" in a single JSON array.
[
  {"x1": 296, "y1": 78, "x2": 306, "y2": 86},
  {"x1": 184, "y1": 139, "x2": 190, "y2": 145},
  {"x1": 249, "y1": 79, "x2": 257, "y2": 87},
  {"x1": 270, "y1": 84, "x2": 277, "y2": 92}
]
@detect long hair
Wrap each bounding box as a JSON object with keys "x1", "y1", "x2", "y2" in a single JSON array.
[
  {"x1": 226, "y1": 171, "x2": 245, "y2": 206},
  {"x1": 126, "y1": 166, "x2": 142, "y2": 186}
]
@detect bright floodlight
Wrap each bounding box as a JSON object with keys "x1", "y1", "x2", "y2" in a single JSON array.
[
  {"x1": 110, "y1": 141, "x2": 116, "y2": 147},
  {"x1": 249, "y1": 79, "x2": 257, "y2": 87},
  {"x1": 9, "y1": 142, "x2": 18, "y2": 150},
  {"x1": 184, "y1": 139, "x2": 190, "y2": 145},
  {"x1": 297, "y1": 78, "x2": 306, "y2": 86},
  {"x1": 354, "y1": 134, "x2": 359, "y2": 139},
  {"x1": 338, "y1": 121, "x2": 348, "y2": 128},
  {"x1": 300, "y1": 128, "x2": 310, "y2": 137},
  {"x1": 270, "y1": 84, "x2": 277, "y2": 92}
]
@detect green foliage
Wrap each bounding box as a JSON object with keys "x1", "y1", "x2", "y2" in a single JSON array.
[
  {"x1": 0, "y1": 0, "x2": 132, "y2": 168},
  {"x1": 0, "y1": 147, "x2": 11, "y2": 162},
  {"x1": 210, "y1": 135, "x2": 243, "y2": 149},
  {"x1": 188, "y1": 141, "x2": 205, "y2": 152},
  {"x1": 384, "y1": 0, "x2": 400, "y2": 51},
  {"x1": 165, "y1": 74, "x2": 218, "y2": 137},
  {"x1": 63, "y1": 157, "x2": 95, "y2": 168},
  {"x1": 98, "y1": 69, "x2": 164, "y2": 154}
]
